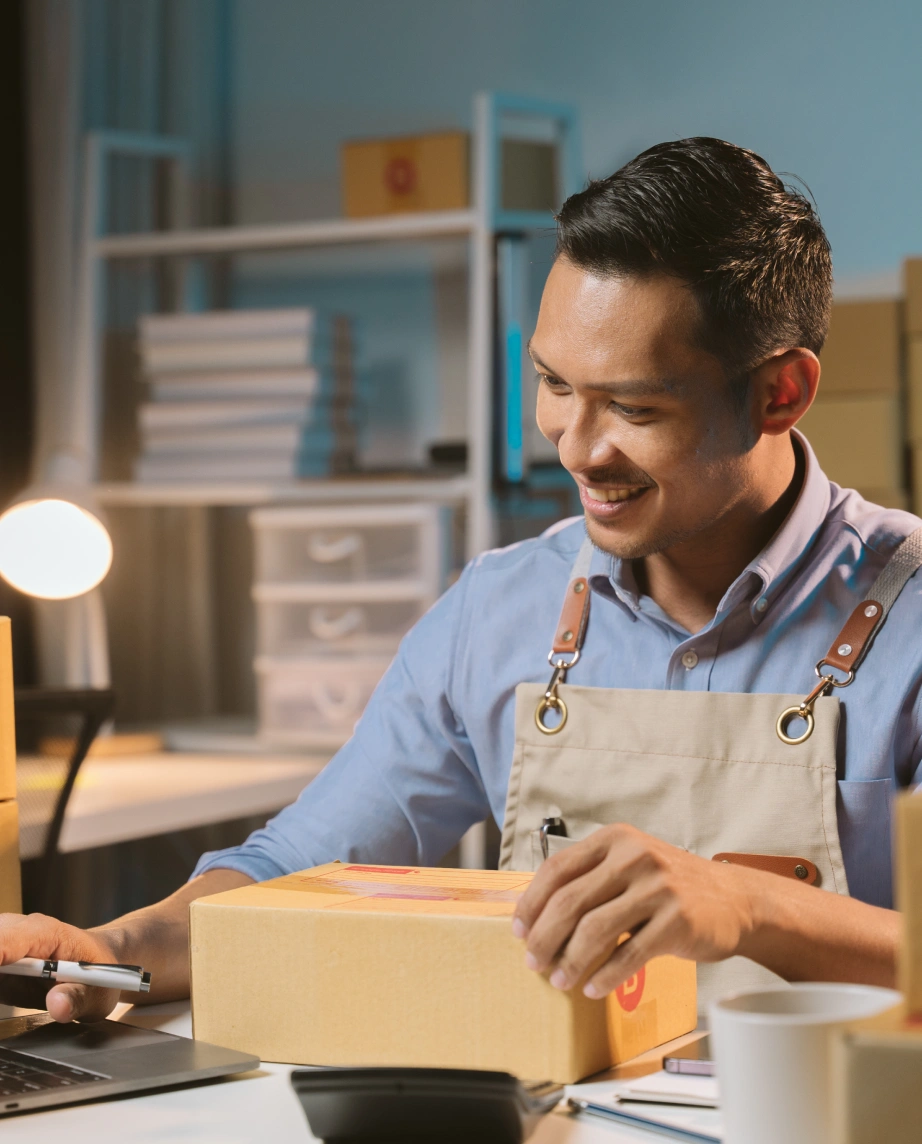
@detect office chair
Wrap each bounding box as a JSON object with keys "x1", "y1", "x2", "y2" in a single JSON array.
[{"x1": 14, "y1": 688, "x2": 115, "y2": 916}]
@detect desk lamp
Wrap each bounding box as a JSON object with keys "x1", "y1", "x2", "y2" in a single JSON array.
[{"x1": 0, "y1": 486, "x2": 112, "y2": 601}]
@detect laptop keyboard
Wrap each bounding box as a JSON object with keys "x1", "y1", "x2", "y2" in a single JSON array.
[{"x1": 0, "y1": 1046, "x2": 109, "y2": 1096}]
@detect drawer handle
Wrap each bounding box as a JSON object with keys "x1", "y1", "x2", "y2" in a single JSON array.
[
  {"x1": 312, "y1": 679, "x2": 363, "y2": 721},
  {"x1": 306, "y1": 532, "x2": 364, "y2": 564},
  {"x1": 308, "y1": 605, "x2": 364, "y2": 641}
]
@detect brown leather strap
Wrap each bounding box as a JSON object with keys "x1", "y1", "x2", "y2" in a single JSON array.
[
  {"x1": 552, "y1": 578, "x2": 591, "y2": 655},
  {"x1": 713, "y1": 852, "x2": 818, "y2": 885},
  {"x1": 820, "y1": 600, "x2": 883, "y2": 674}
]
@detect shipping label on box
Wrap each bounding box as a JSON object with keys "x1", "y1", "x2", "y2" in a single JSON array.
[{"x1": 190, "y1": 863, "x2": 696, "y2": 1083}]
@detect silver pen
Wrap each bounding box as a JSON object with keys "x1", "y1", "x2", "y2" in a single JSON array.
[{"x1": 0, "y1": 958, "x2": 151, "y2": 992}]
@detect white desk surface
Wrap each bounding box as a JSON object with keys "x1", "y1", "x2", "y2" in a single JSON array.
[
  {"x1": 18, "y1": 752, "x2": 328, "y2": 860},
  {"x1": 0, "y1": 1000, "x2": 696, "y2": 1142}
]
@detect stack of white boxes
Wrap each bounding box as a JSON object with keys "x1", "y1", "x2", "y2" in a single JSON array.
[{"x1": 251, "y1": 504, "x2": 442, "y2": 748}]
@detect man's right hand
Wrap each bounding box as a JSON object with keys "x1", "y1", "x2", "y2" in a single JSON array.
[
  {"x1": 0, "y1": 913, "x2": 125, "y2": 1022},
  {"x1": 0, "y1": 868, "x2": 255, "y2": 1024}
]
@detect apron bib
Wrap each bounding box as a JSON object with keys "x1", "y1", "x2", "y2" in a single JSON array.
[{"x1": 499, "y1": 527, "x2": 922, "y2": 1012}]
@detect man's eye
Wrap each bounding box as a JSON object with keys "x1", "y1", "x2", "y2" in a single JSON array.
[
  {"x1": 538, "y1": 373, "x2": 567, "y2": 389},
  {"x1": 613, "y1": 403, "x2": 651, "y2": 417}
]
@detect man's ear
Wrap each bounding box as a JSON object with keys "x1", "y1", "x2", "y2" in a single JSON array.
[{"x1": 751, "y1": 349, "x2": 820, "y2": 436}]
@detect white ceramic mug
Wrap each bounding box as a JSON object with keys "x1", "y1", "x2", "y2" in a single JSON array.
[{"x1": 709, "y1": 983, "x2": 903, "y2": 1144}]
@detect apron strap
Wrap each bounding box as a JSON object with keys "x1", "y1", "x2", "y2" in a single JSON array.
[
  {"x1": 820, "y1": 524, "x2": 922, "y2": 677},
  {"x1": 779, "y1": 523, "x2": 922, "y2": 745},
  {"x1": 550, "y1": 538, "x2": 594, "y2": 660}
]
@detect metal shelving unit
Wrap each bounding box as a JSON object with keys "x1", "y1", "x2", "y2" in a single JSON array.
[{"x1": 76, "y1": 92, "x2": 581, "y2": 561}]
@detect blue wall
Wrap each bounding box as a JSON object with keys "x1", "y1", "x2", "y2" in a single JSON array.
[{"x1": 231, "y1": 0, "x2": 922, "y2": 283}]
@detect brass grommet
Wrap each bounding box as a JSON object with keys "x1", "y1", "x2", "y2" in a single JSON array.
[
  {"x1": 794, "y1": 864, "x2": 809, "y2": 879},
  {"x1": 574, "y1": 582, "x2": 585, "y2": 593},
  {"x1": 535, "y1": 694, "x2": 568, "y2": 735},
  {"x1": 776, "y1": 705, "x2": 815, "y2": 745}
]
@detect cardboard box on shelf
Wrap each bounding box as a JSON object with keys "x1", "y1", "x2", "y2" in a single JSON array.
[
  {"x1": 342, "y1": 132, "x2": 469, "y2": 218},
  {"x1": 341, "y1": 132, "x2": 560, "y2": 218},
  {"x1": 820, "y1": 299, "x2": 901, "y2": 396},
  {"x1": 190, "y1": 863, "x2": 696, "y2": 1083},
  {"x1": 832, "y1": 1027, "x2": 922, "y2": 1144},
  {"x1": 797, "y1": 396, "x2": 903, "y2": 492}
]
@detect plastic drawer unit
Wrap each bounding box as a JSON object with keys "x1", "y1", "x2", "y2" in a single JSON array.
[
  {"x1": 255, "y1": 655, "x2": 394, "y2": 747},
  {"x1": 250, "y1": 504, "x2": 442, "y2": 587}
]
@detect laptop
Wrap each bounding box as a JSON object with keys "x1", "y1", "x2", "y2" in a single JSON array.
[{"x1": 0, "y1": 1012, "x2": 259, "y2": 1116}]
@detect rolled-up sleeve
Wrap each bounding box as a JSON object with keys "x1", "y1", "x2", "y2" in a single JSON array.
[{"x1": 191, "y1": 564, "x2": 489, "y2": 882}]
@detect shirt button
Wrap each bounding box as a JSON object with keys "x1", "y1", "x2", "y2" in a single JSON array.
[
  {"x1": 755, "y1": 597, "x2": 768, "y2": 613},
  {"x1": 681, "y1": 650, "x2": 699, "y2": 669}
]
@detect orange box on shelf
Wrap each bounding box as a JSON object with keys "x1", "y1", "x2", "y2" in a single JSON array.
[
  {"x1": 190, "y1": 862, "x2": 696, "y2": 1083},
  {"x1": 341, "y1": 131, "x2": 469, "y2": 218}
]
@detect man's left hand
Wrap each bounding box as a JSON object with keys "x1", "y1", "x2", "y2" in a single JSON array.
[{"x1": 511, "y1": 824, "x2": 755, "y2": 997}]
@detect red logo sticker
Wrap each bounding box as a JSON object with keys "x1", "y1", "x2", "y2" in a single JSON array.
[
  {"x1": 384, "y1": 156, "x2": 418, "y2": 196},
  {"x1": 615, "y1": 966, "x2": 646, "y2": 1012}
]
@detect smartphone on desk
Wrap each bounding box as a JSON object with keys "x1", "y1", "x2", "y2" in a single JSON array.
[{"x1": 663, "y1": 1034, "x2": 714, "y2": 1077}]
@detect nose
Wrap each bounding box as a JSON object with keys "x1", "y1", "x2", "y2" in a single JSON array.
[{"x1": 552, "y1": 404, "x2": 626, "y2": 478}]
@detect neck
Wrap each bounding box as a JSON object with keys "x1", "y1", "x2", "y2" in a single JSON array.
[{"x1": 634, "y1": 436, "x2": 804, "y2": 634}]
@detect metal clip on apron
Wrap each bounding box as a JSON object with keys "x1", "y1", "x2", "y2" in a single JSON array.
[{"x1": 501, "y1": 526, "x2": 922, "y2": 1012}]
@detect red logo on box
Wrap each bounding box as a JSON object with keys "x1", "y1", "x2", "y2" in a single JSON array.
[
  {"x1": 615, "y1": 966, "x2": 646, "y2": 1012},
  {"x1": 384, "y1": 156, "x2": 418, "y2": 196}
]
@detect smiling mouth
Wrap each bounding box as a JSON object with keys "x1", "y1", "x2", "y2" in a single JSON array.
[{"x1": 584, "y1": 486, "x2": 649, "y2": 503}]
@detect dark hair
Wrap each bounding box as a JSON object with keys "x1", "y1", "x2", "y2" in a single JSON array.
[{"x1": 555, "y1": 137, "x2": 832, "y2": 381}]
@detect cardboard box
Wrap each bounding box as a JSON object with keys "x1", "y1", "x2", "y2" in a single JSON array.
[
  {"x1": 832, "y1": 1026, "x2": 922, "y2": 1143},
  {"x1": 904, "y1": 257, "x2": 922, "y2": 335},
  {"x1": 0, "y1": 800, "x2": 22, "y2": 914},
  {"x1": 190, "y1": 863, "x2": 696, "y2": 1083},
  {"x1": 797, "y1": 396, "x2": 903, "y2": 491},
  {"x1": 905, "y1": 336, "x2": 922, "y2": 444},
  {"x1": 342, "y1": 132, "x2": 469, "y2": 217},
  {"x1": 895, "y1": 794, "x2": 922, "y2": 1014},
  {"x1": 820, "y1": 299, "x2": 901, "y2": 396},
  {"x1": 0, "y1": 619, "x2": 16, "y2": 802}
]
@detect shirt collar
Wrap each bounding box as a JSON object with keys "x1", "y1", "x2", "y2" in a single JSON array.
[{"x1": 588, "y1": 429, "x2": 832, "y2": 624}]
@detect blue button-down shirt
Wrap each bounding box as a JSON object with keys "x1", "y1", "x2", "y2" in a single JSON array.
[{"x1": 194, "y1": 435, "x2": 922, "y2": 908}]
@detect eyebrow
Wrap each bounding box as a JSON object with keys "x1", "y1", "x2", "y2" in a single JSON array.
[{"x1": 527, "y1": 341, "x2": 681, "y2": 398}]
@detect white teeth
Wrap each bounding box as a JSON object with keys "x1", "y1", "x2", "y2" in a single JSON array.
[{"x1": 586, "y1": 486, "x2": 643, "y2": 503}]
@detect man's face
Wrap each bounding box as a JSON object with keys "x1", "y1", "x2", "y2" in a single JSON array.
[{"x1": 531, "y1": 259, "x2": 756, "y2": 559}]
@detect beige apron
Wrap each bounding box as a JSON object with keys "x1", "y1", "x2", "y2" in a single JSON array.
[{"x1": 499, "y1": 528, "x2": 922, "y2": 1011}]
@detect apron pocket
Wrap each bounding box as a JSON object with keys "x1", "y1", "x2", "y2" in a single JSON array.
[
  {"x1": 837, "y1": 778, "x2": 893, "y2": 907},
  {"x1": 530, "y1": 825, "x2": 604, "y2": 867}
]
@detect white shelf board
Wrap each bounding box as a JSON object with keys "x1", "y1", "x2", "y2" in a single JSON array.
[
  {"x1": 92, "y1": 209, "x2": 479, "y2": 260},
  {"x1": 94, "y1": 473, "x2": 472, "y2": 507}
]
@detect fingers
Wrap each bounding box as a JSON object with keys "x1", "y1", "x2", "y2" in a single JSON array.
[
  {"x1": 541, "y1": 889, "x2": 654, "y2": 992},
  {"x1": 523, "y1": 861, "x2": 632, "y2": 973},
  {"x1": 512, "y1": 830, "x2": 612, "y2": 939},
  {"x1": 582, "y1": 917, "x2": 671, "y2": 999},
  {"x1": 46, "y1": 983, "x2": 120, "y2": 1024}
]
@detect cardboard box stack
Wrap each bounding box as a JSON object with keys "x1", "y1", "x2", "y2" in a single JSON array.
[
  {"x1": 190, "y1": 862, "x2": 697, "y2": 1083},
  {"x1": 134, "y1": 309, "x2": 323, "y2": 482},
  {"x1": 830, "y1": 794, "x2": 922, "y2": 1142},
  {"x1": 0, "y1": 619, "x2": 22, "y2": 913},
  {"x1": 800, "y1": 297, "x2": 906, "y2": 508}
]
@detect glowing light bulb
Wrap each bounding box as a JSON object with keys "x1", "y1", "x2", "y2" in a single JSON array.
[{"x1": 0, "y1": 498, "x2": 113, "y2": 600}]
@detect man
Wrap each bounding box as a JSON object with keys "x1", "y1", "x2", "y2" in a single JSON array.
[{"x1": 2, "y1": 137, "x2": 916, "y2": 1020}]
